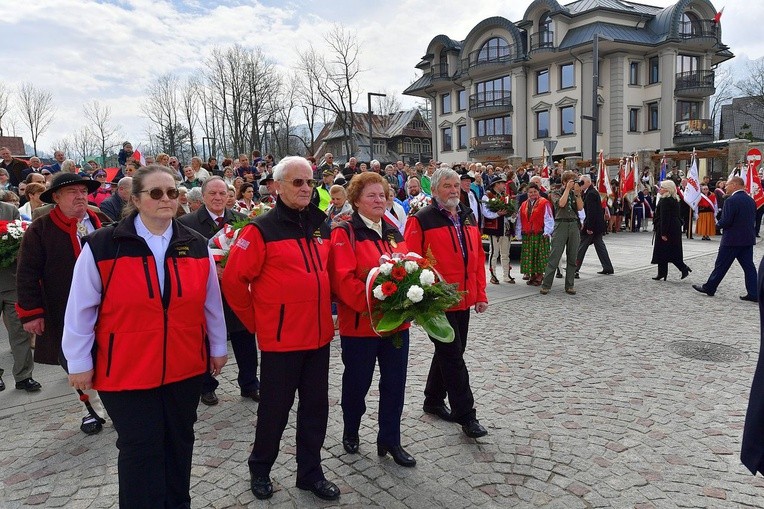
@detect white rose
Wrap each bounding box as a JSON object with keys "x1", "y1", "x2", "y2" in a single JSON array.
[
  {"x1": 373, "y1": 285, "x2": 387, "y2": 301},
  {"x1": 406, "y1": 285, "x2": 424, "y2": 303},
  {"x1": 419, "y1": 269, "x2": 435, "y2": 286},
  {"x1": 379, "y1": 262, "x2": 394, "y2": 275},
  {"x1": 404, "y1": 260, "x2": 419, "y2": 273}
]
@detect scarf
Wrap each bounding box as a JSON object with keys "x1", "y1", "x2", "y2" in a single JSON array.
[{"x1": 49, "y1": 206, "x2": 103, "y2": 257}]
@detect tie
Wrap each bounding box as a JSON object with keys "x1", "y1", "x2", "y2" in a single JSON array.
[{"x1": 215, "y1": 216, "x2": 225, "y2": 228}]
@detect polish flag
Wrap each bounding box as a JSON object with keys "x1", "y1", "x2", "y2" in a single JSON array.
[
  {"x1": 132, "y1": 147, "x2": 146, "y2": 166},
  {"x1": 683, "y1": 151, "x2": 702, "y2": 208},
  {"x1": 596, "y1": 151, "x2": 612, "y2": 206},
  {"x1": 621, "y1": 157, "x2": 636, "y2": 196},
  {"x1": 713, "y1": 7, "x2": 724, "y2": 25},
  {"x1": 746, "y1": 161, "x2": 764, "y2": 208}
]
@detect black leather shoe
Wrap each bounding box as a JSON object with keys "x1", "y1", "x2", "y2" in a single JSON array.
[
  {"x1": 740, "y1": 295, "x2": 758, "y2": 302},
  {"x1": 681, "y1": 267, "x2": 692, "y2": 279},
  {"x1": 555, "y1": 271, "x2": 563, "y2": 279},
  {"x1": 423, "y1": 403, "x2": 452, "y2": 421},
  {"x1": 692, "y1": 284, "x2": 714, "y2": 297},
  {"x1": 200, "y1": 391, "x2": 219, "y2": 406},
  {"x1": 296, "y1": 479, "x2": 340, "y2": 501},
  {"x1": 250, "y1": 476, "x2": 273, "y2": 500},
  {"x1": 80, "y1": 416, "x2": 103, "y2": 435},
  {"x1": 597, "y1": 270, "x2": 614, "y2": 275},
  {"x1": 462, "y1": 419, "x2": 488, "y2": 438},
  {"x1": 377, "y1": 443, "x2": 416, "y2": 467},
  {"x1": 15, "y1": 378, "x2": 41, "y2": 392},
  {"x1": 241, "y1": 388, "x2": 260, "y2": 402},
  {"x1": 342, "y1": 433, "x2": 359, "y2": 454},
  {"x1": 0, "y1": 375, "x2": 5, "y2": 391},
  {"x1": 574, "y1": 272, "x2": 580, "y2": 279}
]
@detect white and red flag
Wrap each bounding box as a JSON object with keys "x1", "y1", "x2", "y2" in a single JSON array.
[
  {"x1": 683, "y1": 151, "x2": 702, "y2": 208},
  {"x1": 596, "y1": 150, "x2": 612, "y2": 206}
]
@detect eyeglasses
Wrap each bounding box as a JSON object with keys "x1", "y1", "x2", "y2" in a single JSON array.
[
  {"x1": 139, "y1": 187, "x2": 180, "y2": 200},
  {"x1": 280, "y1": 178, "x2": 316, "y2": 188}
]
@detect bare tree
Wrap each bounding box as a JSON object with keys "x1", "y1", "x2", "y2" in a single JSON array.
[
  {"x1": 144, "y1": 73, "x2": 184, "y2": 157},
  {"x1": 735, "y1": 59, "x2": 764, "y2": 124},
  {"x1": 0, "y1": 82, "x2": 11, "y2": 137},
  {"x1": 50, "y1": 137, "x2": 73, "y2": 160},
  {"x1": 292, "y1": 70, "x2": 325, "y2": 154},
  {"x1": 372, "y1": 89, "x2": 403, "y2": 131},
  {"x1": 298, "y1": 25, "x2": 362, "y2": 158},
  {"x1": 83, "y1": 100, "x2": 120, "y2": 165},
  {"x1": 180, "y1": 76, "x2": 201, "y2": 157},
  {"x1": 17, "y1": 83, "x2": 56, "y2": 156},
  {"x1": 71, "y1": 126, "x2": 100, "y2": 166}
]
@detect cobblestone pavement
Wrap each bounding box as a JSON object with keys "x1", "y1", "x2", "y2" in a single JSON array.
[{"x1": 2, "y1": 231, "x2": 764, "y2": 508}]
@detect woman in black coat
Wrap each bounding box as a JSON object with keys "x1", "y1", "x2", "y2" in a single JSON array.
[{"x1": 651, "y1": 180, "x2": 691, "y2": 280}]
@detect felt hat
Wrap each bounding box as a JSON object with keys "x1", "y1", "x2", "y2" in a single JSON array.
[{"x1": 41, "y1": 173, "x2": 101, "y2": 204}]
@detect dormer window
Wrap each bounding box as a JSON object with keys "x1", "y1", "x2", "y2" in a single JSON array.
[
  {"x1": 477, "y1": 37, "x2": 510, "y2": 63},
  {"x1": 680, "y1": 12, "x2": 700, "y2": 36}
]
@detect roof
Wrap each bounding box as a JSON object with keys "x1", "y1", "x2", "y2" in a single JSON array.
[
  {"x1": 564, "y1": 0, "x2": 663, "y2": 16},
  {"x1": 559, "y1": 21, "x2": 658, "y2": 49},
  {"x1": 403, "y1": 74, "x2": 433, "y2": 95},
  {"x1": 0, "y1": 136, "x2": 26, "y2": 157}
]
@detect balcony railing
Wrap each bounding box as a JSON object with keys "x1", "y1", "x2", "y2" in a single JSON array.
[
  {"x1": 675, "y1": 70, "x2": 715, "y2": 97},
  {"x1": 461, "y1": 45, "x2": 515, "y2": 70},
  {"x1": 673, "y1": 119, "x2": 714, "y2": 143},
  {"x1": 529, "y1": 31, "x2": 554, "y2": 51},
  {"x1": 679, "y1": 19, "x2": 718, "y2": 39},
  {"x1": 469, "y1": 135, "x2": 513, "y2": 157},
  {"x1": 430, "y1": 62, "x2": 450, "y2": 80},
  {"x1": 468, "y1": 91, "x2": 512, "y2": 118}
]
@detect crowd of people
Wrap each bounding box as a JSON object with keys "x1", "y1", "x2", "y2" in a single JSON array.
[{"x1": 1, "y1": 142, "x2": 763, "y2": 505}]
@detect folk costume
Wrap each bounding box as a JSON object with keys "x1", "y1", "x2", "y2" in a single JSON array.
[
  {"x1": 515, "y1": 196, "x2": 553, "y2": 285},
  {"x1": 481, "y1": 178, "x2": 515, "y2": 284},
  {"x1": 696, "y1": 191, "x2": 717, "y2": 239}
]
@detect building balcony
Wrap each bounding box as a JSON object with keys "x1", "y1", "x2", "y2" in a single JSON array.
[
  {"x1": 673, "y1": 119, "x2": 714, "y2": 145},
  {"x1": 529, "y1": 31, "x2": 554, "y2": 52},
  {"x1": 675, "y1": 70, "x2": 715, "y2": 97},
  {"x1": 429, "y1": 62, "x2": 451, "y2": 81},
  {"x1": 468, "y1": 91, "x2": 512, "y2": 118},
  {"x1": 460, "y1": 45, "x2": 515, "y2": 76},
  {"x1": 679, "y1": 19, "x2": 718, "y2": 40},
  {"x1": 468, "y1": 135, "x2": 513, "y2": 158}
]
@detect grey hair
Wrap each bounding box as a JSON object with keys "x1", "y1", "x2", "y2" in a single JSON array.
[
  {"x1": 191, "y1": 156, "x2": 202, "y2": 165},
  {"x1": 439, "y1": 162, "x2": 452, "y2": 169},
  {"x1": 430, "y1": 168, "x2": 460, "y2": 194},
  {"x1": 370, "y1": 159, "x2": 380, "y2": 168},
  {"x1": 580, "y1": 175, "x2": 592, "y2": 184},
  {"x1": 272, "y1": 156, "x2": 311, "y2": 181},
  {"x1": 117, "y1": 176, "x2": 133, "y2": 191},
  {"x1": 61, "y1": 160, "x2": 77, "y2": 173},
  {"x1": 187, "y1": 187, "x2": 203, "y2": 203},
  {"x1": 659, "y1": 180, "x2": 679, "y2": 201},
  {"x1": 201, "y1": 175, "x2": 225, "y2": 194}
]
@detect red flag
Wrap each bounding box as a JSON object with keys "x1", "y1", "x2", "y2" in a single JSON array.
[
  {"x1": 713, "y1": 7, "x2": 724, "y2": 24},
  {"x1": 621, "y1": 157, "x2": 635, "y2": 196},
  {"x1": 747, "y1": 162, "x2": 764, "y2": 208},
  {"x1": 596, "y1": 151, "x2": 612, "y2": 206},
  {"x1": 540, "y1": 163, "x2": 549, "y2": 179}
]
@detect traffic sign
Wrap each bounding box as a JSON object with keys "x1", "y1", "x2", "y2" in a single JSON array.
[{"x1": 746, "y1": 148, "x2": 762, "y2": 169}]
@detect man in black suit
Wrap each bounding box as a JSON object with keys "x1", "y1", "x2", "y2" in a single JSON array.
[
  {"x1": 99, "y1": 177, "x2": 132, "y2": 222},
  {"x1": 178, "y1": 176, "x2": 260, "y2": 405},
  {"x1": 693, "y1": 176, "x2": 758, "y2": 301},
  {"x1": 576, "y1": 175, "x2": 614, "y2": 276}
]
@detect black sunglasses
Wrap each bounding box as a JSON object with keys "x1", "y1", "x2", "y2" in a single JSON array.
[
  {"x1": 280, "y1": 178, "x2": 316, "y2": 188},
  {"x1": 140, "y1": 187, "x2": 180, "y2": 200}
]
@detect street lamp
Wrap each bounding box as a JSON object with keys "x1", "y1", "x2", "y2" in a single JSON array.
[
  {"x1": 583, "y1": 34, "x2": 613, "y2": 165},
  {"x1": 368, "y1": 92, "x2": 386, "y2": 162}
]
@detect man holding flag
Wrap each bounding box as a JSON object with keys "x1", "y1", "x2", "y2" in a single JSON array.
[{"x1": 692, "y1": 176, "x2": 758, "y2": 302}]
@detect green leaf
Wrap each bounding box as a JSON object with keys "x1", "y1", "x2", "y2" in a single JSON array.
[
  {"x1": 375, "y1": 310, "x2": 406, "y2": 333},
  {"x1": 417, "y1": 313, "x2": 454, "y2": 343}
]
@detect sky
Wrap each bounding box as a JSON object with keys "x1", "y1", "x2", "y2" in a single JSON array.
[{"x1": 1, "y1": 0, "x2": 762, "y2": 156}]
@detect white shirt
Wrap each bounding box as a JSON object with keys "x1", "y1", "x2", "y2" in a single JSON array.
[
  {"x1": 359, "y1": 213, "x2": 382, "y2": 238},
  {"x1": 62, "y1": 215, "x2": 227, "y2": 374}
]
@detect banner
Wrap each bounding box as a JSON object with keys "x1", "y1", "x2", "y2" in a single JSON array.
[
  {"x1": 683, "y1": 152, "x2": 701, "y2": 208},
  {"x1": 596, "y1": 151, "x2": 612, "y2": 206}
]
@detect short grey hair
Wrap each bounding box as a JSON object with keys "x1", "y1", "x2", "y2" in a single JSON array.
[
  {"x1": 117, "y1": 176, "x2": 133, "y2": 191},
  {"x1": 580, "y1": 175, "x2": 591, "y2": 184},
  {"x1": 430, "y1": 168, "x2": 459, "y2": 194},
  {"x1": 187, "y1": 187, "x2": 203, "y2": 203},
  {"x1": 61, "y1": 159, "x2": 77, "y2": 173},
  {"x1": 272, "y1": 156, "x2": 311, "y2": 181},
  {"x1": 191, "y1": 156, "x2": 202, "y2": 165},
  {"x1": 370, "y1": 159, "x2": 380, "y2": 168},
  {"x1": 201, "y1": 175, "x2": 226, "y2": 194}
]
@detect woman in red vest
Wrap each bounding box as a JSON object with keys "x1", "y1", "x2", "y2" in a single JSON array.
[{"x1": 515, "y1": 183, "x2": 554, "y2": 285}]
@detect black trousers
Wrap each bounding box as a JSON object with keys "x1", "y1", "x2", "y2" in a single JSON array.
[
  {"x1": 576, "y1": 231, "x2": 614, "y2": 272},
  {"x1": 99, "y1": 375, "x2": 204, "y2": 509},
  {"x1": 424, "y1": 309, "x2": 476, "y2": 425},
  {"x1": 340, "y1": 331, "x2": 409, "y2": 446},
  {"x1": 202, "y1": 329, "x2": 259, "y2": 393},
  {"x1": 249, "y1": 344, "x2": 329, "y2": 485}
]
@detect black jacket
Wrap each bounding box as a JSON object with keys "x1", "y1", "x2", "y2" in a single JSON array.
[{"x1": 582, "y1": 186, "x2": 606, "y2": 234}]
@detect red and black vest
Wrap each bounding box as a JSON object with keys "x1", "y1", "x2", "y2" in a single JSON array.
[{"x1": 85, "y1": 214, "x2": 212, "y2": 391}]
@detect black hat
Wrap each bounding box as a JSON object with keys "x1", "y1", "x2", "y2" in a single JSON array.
[
  {"x1": 459, "y1": 170, "x2": 475, "y2": 182},
  {"x1": 490, "y1": 176, "x2": 508, "y2": 186},
  {"x1": 41, "y1": 173, "x2": 101, "y2": 204},
  {"x1": 259, "y1": 174, "x2": 274, "y2": 186}
]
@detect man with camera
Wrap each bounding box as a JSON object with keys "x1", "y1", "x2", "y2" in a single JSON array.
[{"x1": 540, "y1": 171, "x2": 583, "y2": 295}]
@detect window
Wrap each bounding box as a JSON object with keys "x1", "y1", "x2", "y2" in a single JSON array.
[
  {"x1": 676, "y1": 101, "x2": 701, "y2": 121},
  {"x1": 477, "y1": 37, "x2": 510, "y2": 63},
  {"x1": 475, "y1": 76, "x2": 511, "y2": 106},
  {"x1": 649, "y1": 56, "x2": 659, "y2": 84},
  {"x1": 539, "y1": 11, "x2": 552, "y2": 33},
  {"x1": 647, "y1": 102, "x2": 659, "y2": 131},
  {"x1": 457, "y1": 125, "x2": 468, "y2": 149},
  {"x1": 442, "y1": 127, "x2": 452, "y2": 151},
  {"x1": 457, "y1": 90, "x2": 467, "y2": 111},
  {"x1": 536, "y1": 69, "x2": 549, "y2": 94},
  {"x1": 676, "y1": 54, "x2": 699, "y2": 74},
  {"x1": 403, "y1": 138, "x2": 413, "y2": 153},
  {"x1": 422, "y1": 139, "x2": 431, "y2": 153},
  {"x1": 441, "y1": 93, "x2": 451, "y2": 114},
  {"x1": 413, "y1": 139, "x2": 422, "y2": 154},
  {"x1": 536, "y1": 110, "x2": 550, "y2": 138},
  {"x1": 560, "y1": 63, "x2": 574, "y2": 89},
  {"x1": 629, "y1": 62, "x2": 640, "y2": 85},
  {"x1": 476, "y1": 116, "x2": 512, "y2": 137},
  {"x1": 629, "y1": 108, "x2": 640, "y2": 132},
  {"x1": 680, "y1": 12, "x2": 700, "y2": 36},
  {"x1": 374, "y1": 140, "x2": 386, "y2": 154},
  {"x1": 560, "y1": 106, "x2": 575, "y2": 135}
]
